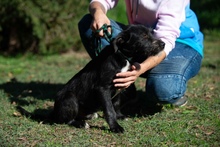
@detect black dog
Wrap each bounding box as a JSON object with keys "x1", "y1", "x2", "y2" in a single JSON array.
[{"x1": 52, "y1": 24, "x2": 165, "y2": 133}]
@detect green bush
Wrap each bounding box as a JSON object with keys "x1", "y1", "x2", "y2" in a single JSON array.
[
  {"x1": 0, "y1": 0, "x2": 219, "y2": 55},
  {"x1": 0, "y1": 0, "x2": 89, "y2": 55},
  {"x1": 191, "y1": 0, "x2": 220, "y2": 30}
]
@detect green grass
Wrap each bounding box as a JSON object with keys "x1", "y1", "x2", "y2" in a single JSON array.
[{"x1": 0, "y1": 31, "x2": 220, "y2": 146}]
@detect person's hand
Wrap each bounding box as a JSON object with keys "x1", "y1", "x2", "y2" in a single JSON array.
[
  {"x1": 90, "y1": 8, "x2": 111, "y2": 37},
  {"x1": 113, "y1": 65, "x2": 141, "y2": 89},
  {"x1": 113, "y1": 51, "x2": 166, "y2": 89}
]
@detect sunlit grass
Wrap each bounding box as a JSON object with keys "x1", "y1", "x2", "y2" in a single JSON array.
[{"x1": 0, "y1": 31, "x2": 220, "y2": 146}]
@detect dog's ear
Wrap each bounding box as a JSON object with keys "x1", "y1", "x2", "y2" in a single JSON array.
[
  {"x1": 122, "y1": 25, "x2": 130, "y2": 30},
  {"x1": 133, "y1": 62, "x2": 141, "y2": 70},
  {"x1": 113, "y1": 37, "x2": 125, "y2": 52},
  {"x1": 113, "y1": 38, "x2": 118, "y2": 52}
]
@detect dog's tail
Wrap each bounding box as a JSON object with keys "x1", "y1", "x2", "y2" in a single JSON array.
[{"x1": 16, "y1": 106, "x2": 54, "y2": 124}]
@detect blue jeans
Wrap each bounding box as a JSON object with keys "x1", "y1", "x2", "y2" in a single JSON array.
[{"x1": 78, "y1": 14, "x2": 203, "y2": 104}]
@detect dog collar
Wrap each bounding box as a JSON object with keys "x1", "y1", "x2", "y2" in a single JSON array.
[{"x1": 116, "y1": 50, "x2": 132, "y2": 63}]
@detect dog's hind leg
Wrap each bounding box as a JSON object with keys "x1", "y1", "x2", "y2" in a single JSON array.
[
  {"x1": 54, "y1": 91, "x2": 81, "y2": 125},
  {"x1": 96, "y1": 87, "x2": 124, "y2": 133}
]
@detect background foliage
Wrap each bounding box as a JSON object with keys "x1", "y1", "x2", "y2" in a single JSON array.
[
  {"x1": 0, "y1": 0, "x2": 219, "y2": 55},
  {"x1": 191, "y1": 0, "x2": 220, "y2": 30},
  {"x1": 0, "y1": 0, "x2": 89, "y2": 55}
]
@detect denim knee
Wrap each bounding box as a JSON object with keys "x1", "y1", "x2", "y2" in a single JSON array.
[
  {"x1": 78, "y1": 14, "x2": 95, "y2": 57},
  {"x1": 146, "y1": 74, "x2": 186, "y2": 104},
  {"x1": 145, "y1": 43, "x2": 202, "y2": 104},
  {"x1": 78, "y1": 14, "x2": 92, "y2": 33},
  {"x1": 78, "y1": 14, "x2": 125, "y2": 58}
]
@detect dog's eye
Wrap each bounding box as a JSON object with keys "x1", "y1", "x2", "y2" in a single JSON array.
[{"x1": 143, "y1": 34, "x2": 149, "y2": 39}]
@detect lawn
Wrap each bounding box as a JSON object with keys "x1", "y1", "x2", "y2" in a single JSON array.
[{"x1": 0, "y1": 30, "x2": 219, "y2": 146}]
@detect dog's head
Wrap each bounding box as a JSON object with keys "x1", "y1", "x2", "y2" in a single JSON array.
[{"x1": 113, "y1": 25, "x2": 165, "y2": 63}]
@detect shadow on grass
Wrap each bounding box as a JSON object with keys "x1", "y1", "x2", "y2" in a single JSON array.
[
  {"x1": 0, "y1": 78, "x2": 64, "y2": 124},
  {"x1": 0, "y1": 78, "x2": 63, "y2": 106},
  {"x1": 0, "y1": 78, "x2": 162, "y2": 128},
  {"x1": 121, "y1": 90, "x2": 163, "y2": 117}
]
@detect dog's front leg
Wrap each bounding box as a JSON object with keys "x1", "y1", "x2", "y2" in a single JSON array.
[{"x1": 96, "y1": 87, "x2": 124, "y2": 133}]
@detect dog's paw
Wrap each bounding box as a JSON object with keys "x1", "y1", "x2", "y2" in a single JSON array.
[
  {"x1": 68, "y1": 120, "x2": 89, "y2": 128},
  {"x1": 117, "y1": 115, "x2": 128, "y2": 121},
  {"x1": 84, "y1": 122, "x2": 90, "y2": 129},
  {"x1": 110, "y1": 124, "x2": 124, "y2": 133},
  {"x1": 116, "y1": 113, "x2": 126, "y2": 120},
  {"x1": 85, "y1": 113, "x2": 98, "y2": 120}
]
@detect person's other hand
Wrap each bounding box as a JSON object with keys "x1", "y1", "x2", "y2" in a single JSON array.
[{"x1": 113, "y1": 65, "x2": 141, "y2": 89}]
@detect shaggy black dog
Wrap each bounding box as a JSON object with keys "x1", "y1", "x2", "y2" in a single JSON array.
[{"x1": 52, "y1": 24, "x2": 165, "y2": 133}]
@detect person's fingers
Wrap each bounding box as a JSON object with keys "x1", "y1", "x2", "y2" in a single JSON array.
[
  {"x1": 107, "y1": 27, "x2": 112, "y2": 35},
  {"x1": 90, "y1": 22, "x2": 104, "y2": 37},
  {"x1": 114, "y1": 81, "x2": 133, "y2": 88},
  {"x1": 98, "y1": 29, "x2": 104, "y2": 37},
  {"x1": 113, "y1": 76, "x2": 136, "y2": 83},
  {"x1": 115, "y1": 70, "x2": 137, "y2": 78}
]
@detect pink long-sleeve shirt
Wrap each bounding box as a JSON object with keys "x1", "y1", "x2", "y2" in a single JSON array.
[{"x1": 90, "y1": 0, "x2": 189, "y2": 56}]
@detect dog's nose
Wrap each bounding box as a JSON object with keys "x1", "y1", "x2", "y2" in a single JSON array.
[{"x1": 160, "y1": 42, "x2": 165, "y2": 48}]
